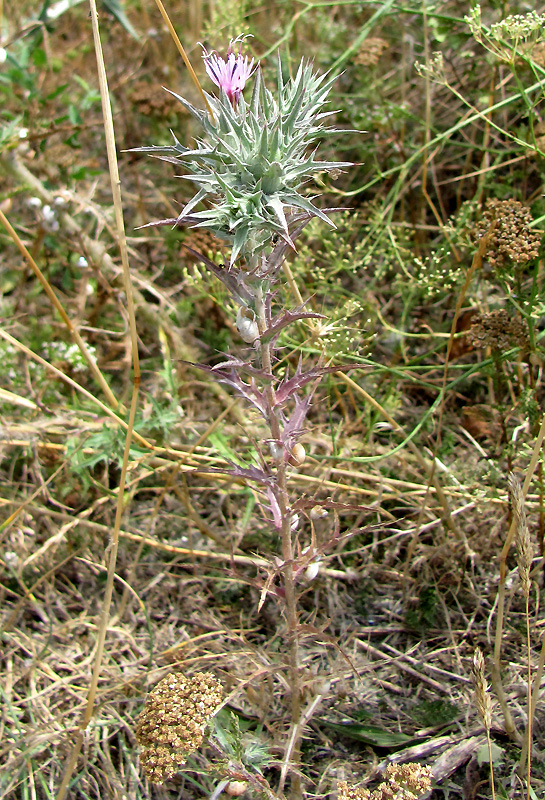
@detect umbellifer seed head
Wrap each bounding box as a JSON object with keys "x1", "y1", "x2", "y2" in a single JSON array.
[{"x1": 135, "y1": 672, "x2": 223, "y2": 784}]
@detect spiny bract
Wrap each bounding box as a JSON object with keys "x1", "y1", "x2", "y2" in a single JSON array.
[{"x1": 133, "y1": 56, "x2": 351, "y2": 264}]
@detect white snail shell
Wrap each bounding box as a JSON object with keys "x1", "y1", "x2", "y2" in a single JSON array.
[{"x1": 236, "y1": 307, "x2": 259, "y2": 343}]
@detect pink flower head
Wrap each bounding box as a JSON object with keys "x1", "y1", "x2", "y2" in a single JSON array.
[{"x1": 200, "y1": 35, "x2": 256, "y2": 105}]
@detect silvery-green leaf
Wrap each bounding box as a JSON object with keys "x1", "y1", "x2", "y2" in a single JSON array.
[
  {"x1": 283, "y1": 194, "x2": 336, "y2": 226},
  {"x1": 231, "y1": 226, "x2": 249, "y2": 265},
  {"x1": 163, "y1": 88, "x2": 206, "y2": 123},
  {"x1": 176, "y1": 188, "x2": 208, "y2": 221},
  {"x1": 266, "y1": 195, "x2": 290, "y2": 234}
]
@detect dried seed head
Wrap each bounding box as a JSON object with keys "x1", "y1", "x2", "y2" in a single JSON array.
[
  {"x1": 338, "y1": 781, "x2": 372, "y2": 800},
  {"x1": 472, "y1": 648, "x2": 493, "y2": 731},
  {"x1": 130, "y1": 80, "x2": 179, "y2": 117},
  {"x1": 184, "y1": 227, "x2": 221, "y2": 259},
  {"x1": 381, "y1": 763, "x2": 432, "y2": 798},
  {"x1": 509, "y1": 473, "x2": 533, "y2": 598},
  {"x1": 338, "y1": 765, "x2": 432, "y2": 800},
  {"x1": 136, "y1": 672, "x2": 223, "y2": 784},
  {"x1": 474, "y1": 198, "x2": 541, "y2": 269},
  {"x1": 468, "y1": 309, "x2": 529, "y2": 352},
  {"x1": 354, "y1": 37, "x2": 389, "y2": 66}
]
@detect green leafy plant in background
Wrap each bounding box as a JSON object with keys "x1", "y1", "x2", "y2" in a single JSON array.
[{"x1": 42, "y1": 0, "x2": 139, "y2": 39}]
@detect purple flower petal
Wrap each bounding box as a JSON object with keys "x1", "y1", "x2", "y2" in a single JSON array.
[{"x1": 200, "y1": 36, "x2": 256, "y2": 104}]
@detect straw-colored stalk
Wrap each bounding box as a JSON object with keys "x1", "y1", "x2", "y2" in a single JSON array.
[
  {"x1": 491, "y1": 447, "x2": 545, "y2": 746},
  {"x1": 152, "y1": 0, "x2": 214, "y2": 120},
  {"x1": 0, "y1": 208, "x2": 118, "y2": 410},
  {"x1": 55, "y1": 1, "x2": 140, "y2": 797},
  {"x1": 510, "y1": 473, "x2": 534, "y2": 797}
]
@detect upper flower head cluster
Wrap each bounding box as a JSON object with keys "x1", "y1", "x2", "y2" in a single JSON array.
[
  {"x1": 465, "y1": 6, "x2": 545, "y2": 62},
  {"x1": 490, "y1": 10, "x2": 545, "y2": 42},
  {"x1": 134, "y1": 38, "x2": 350, "y2": 266},
  {"x1": 200, "y1": 35, "x2": 256, "y2": 105}
]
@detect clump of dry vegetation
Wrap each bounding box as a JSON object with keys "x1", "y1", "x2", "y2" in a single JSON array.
[{"x1": 2, "y1": 2, "x2": 545, "y2": 800}]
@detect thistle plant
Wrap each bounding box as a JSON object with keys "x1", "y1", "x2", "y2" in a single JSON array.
[
  {"x1": 134, "y1": 36, "x2": 349, "y2": 264},
  {"x1": 133, "y1": 38, "x2": 350, "y2": 792}
]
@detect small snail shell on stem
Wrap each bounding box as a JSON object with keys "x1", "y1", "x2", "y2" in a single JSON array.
[
  {"x1": 225, "y1": 782, "x2": 248, "y2": 797},
  {"x1": 288, "y1": 443, "x2": 306, "y2": 466},
  {"x1": 236, "y1": 307, "x2": 259, "y2": 343}
]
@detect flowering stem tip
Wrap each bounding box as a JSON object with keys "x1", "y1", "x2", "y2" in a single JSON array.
[{"x1": 200, "y1": 35, "x2": 256, "y2": 105}]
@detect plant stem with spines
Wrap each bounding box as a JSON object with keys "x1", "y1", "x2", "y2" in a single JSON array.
[{"x1": 254, "y1": 280, "x2": 302, "y2": 798}]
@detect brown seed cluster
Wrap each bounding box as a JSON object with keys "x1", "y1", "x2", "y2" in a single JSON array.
[
  {"x1": 338, "y1": 781, "x2": 372, "y2": 800},
  {"x1": 184, "y1": 227, "x2": 222, "y2": 259},
  {"x1": 338, "y1": 764, "x2": 432, "y2": 800},
  {"x1": 136, "y1": 672, "x2": 223, "y2": 784},
  {"x1": 130, "y1": 81, "x2": 180, "y2": 118},
  {"x1": 469, "y1": 309, "x2": 529, "y2": 352},
  {"x1": 355, "y1": 37, "x2": 390, "y2": 67},
  {"x1": 475, "y1": 198, "x2": 541, "y2": 268}
]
